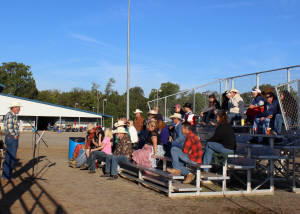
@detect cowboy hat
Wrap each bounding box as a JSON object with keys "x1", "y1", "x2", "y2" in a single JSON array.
[
  {"x1": 169, "y1": 113, "x2": 183, "y2": 120},
  {"x1": 133, "y1": 109, "x2": 143, "y2": 114},
  {"x1": 9, "y1": 102, "x2": 22, "y2": 108},
  {"x1": 113, "y1": 127, "x2": 128, "y2": 134},
  {"x1": 114, "y1": 120, "x2": 125, "y2": 128},
  {"x1": 148, "y1": 110, "x2": 157, "y2": 115},
  {"x1": 230, "y1": 88, "x2": 239, "y2": 93},
  {"x1": 87, "y1": 123, "x2": 95, "y2": 131}
]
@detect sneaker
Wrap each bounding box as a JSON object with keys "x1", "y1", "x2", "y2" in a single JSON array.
[
  {"x1": 167, "y1": 168, "x2": 181, "y2": 176},
  {"x1": 100, "y1": 173, "x2": 110, "y2": 178},
  {"x1": 183, "y1": 173, "x2": 195, "y2": 184},
  {"x1": 209, "y1": 121, "x2": 216, "y2": 126},
  {"x1": 107, "y1": 175, "x2": 118, "y2": 180},
  {"x1": 270, "y1": 131, "x2": 277, "y2": 136}
]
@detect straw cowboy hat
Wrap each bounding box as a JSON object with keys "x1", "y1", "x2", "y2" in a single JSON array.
[
  {"x1": 148, "y1": 110, "x2": 157, "y2": 115},
  {"x1": 133, "y1": 109, "x2": 143, "y2": 114},
  {"x1": 87, "y1": 123, "x2": 95, "y2": 131},
  {"x1": 169, "y1": 113, "x2": 183, "y2": 120},
  {"x1": 9, "y1": 102, "x2": 22, "y2": 108},
  {"x1": 114, "y1": 120, "x2": 126, "y2": 128},
  {"x1": 230, "y1": 88, "x2": 239, "y2": 93},
  {"x1": 113, "y1": 127, "x2": 128, "y2": 134}
]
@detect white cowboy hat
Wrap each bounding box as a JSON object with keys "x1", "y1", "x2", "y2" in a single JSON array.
[
  {"x1": 252, "y1": 88, "x2": 261, "y2": 94},
  {"x1": 113, "y1": 127, "x2": 128, "y2": 134},
  {"x1": 9, "y1": 102, "x2": 22, "y2": 108},
  {"x1": 114, "y1": 120, "x2": 125, "y2": 128},
  {"x1": 169, "y1": 113, "x2": 183, "y2": 120},
  {"x1": 133, "y1": 109, "x2": 143, "y2": 114},
  {"x1": 87, "y1": 123, "x2": 95, "y2": 131},
  {"x1": 230, "y1": 88, "x2": 239, "y2": 93},
  {"x1": 148, "y1": 110, "x2": 157, "y2": 115}
]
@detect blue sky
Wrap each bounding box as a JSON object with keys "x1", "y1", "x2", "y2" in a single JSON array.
[{"x1": 1, "y1": 0, "x2": 300, "y2": 97}]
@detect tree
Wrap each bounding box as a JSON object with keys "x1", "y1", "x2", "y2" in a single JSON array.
[
  {"x1": 105, "y1": 78, "x2": 116, "y2": 95},
  {"x1": 0, "y1": 62, "x2": 38, "y2": 98}
]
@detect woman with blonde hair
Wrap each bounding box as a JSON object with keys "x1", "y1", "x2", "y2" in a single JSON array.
[
  {"x1": 84, "y1": 128, "x2": 113, "y2": 173},
  {"x1": 132, "y1": 120, "x2": 165, "y2": 168}
]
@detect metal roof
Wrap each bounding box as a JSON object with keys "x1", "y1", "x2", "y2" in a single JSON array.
[{"x1": 0, "y1": 93, "x2": 113, "y2": 118}]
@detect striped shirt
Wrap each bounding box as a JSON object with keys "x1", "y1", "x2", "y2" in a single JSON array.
[{"x1": 4, "y1": 111, "x2": 19, "y2": 136}]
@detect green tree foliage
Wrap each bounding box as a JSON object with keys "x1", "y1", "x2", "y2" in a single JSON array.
[{"x1": 0, "y1": 62, "x2": 38, "y2": 98}]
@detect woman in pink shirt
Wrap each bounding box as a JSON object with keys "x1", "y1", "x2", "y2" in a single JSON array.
[{"x1": 84, "y1": 128, "x2": 113, "y2": 173}]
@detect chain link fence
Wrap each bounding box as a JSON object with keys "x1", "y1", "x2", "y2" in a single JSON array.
[
  {"x1": 275, "y1": 79, "x2": 300, "y2": 132},
  {"x1": 148, "y1": 65, "x2": 300, "y2": 121}
]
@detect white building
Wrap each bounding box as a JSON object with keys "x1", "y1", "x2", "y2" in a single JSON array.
[{"x1": 0, "y1": 93, "x2": 113, "y2": 131}]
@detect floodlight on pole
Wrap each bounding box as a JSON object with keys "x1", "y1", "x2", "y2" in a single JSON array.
[{"x1": 126, "y1": 0, "x2": 130, "y2": 120}]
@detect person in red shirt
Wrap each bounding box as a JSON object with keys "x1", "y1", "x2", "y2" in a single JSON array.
[
  {"x1": 167, "y1": 122, "x2": 203, "y2": 184},
  {"x1": 183, "y1": 103, "x2": 196, "y2": 126}
]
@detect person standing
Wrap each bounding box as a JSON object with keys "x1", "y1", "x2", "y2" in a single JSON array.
[
  {"x1": 133, "y1": 109, "x2": 144, "y2": 134},
  {"x1": 2, "y1": 102, "x2": 22, "y2": 180}
]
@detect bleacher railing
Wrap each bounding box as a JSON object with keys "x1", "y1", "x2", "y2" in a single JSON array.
[{"x1": 147, "y1": 65, "x2": 300, "y2": 119}]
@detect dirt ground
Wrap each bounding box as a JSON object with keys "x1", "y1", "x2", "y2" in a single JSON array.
[{"x1": 1, "y1": 132, "x2": 300, "y2": 214}]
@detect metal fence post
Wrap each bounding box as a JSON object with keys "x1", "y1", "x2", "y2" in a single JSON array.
[
  {"x1": 224, "y1": 79, "x2": 228, "y2": 91},
  {"x1": 219, "y1": 80, "x2": 222, "y2": 102},
  {"x1": 231, "y1": 78, "x2": 235, "y2": 89},
  {"x1": 256, "y1": 74, "x2": 260, "y2": 89},
  {"x1": 287, "y1": 68, "x2": 291, "y2": 92}
]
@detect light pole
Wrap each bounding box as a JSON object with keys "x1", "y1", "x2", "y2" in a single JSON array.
[
  {"x1": 126, "y1": 0, "x2": 130, "y2": 120},
  {"x1": 103, "y1": 98, "x2": 107, "y2": 127}
]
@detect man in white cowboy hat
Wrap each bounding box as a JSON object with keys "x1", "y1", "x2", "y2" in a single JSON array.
[
  {"x1": 169, "y1": 113, "x2": 186, "y2": 149},
  {"x1": 228, "y1": 88, "x2": 245, "y2": 122},
  {"x1": 2, "y1": 102, "x2": 22, "y2": 180},
  {"x1": 133, "y1": 109, "x2": 144, "y2": 133},
  {"x1": 102, "y1": 127, "x2": 133, "y2": 180}
]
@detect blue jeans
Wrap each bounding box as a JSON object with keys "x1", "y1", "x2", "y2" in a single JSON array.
[
  {"x1": 3, "y1": 135, "x2": 19, "y2": 179},
  {"x1": 254, "y1": 117, "x2": 270, "y2": 134},
  {"x1": 75, "y1": 149, "x2": 87, "y2": 167},
  {"x1": 105, "y1": 155, "x2": 129, "y2": 176},
  {"x1": 87, "y1": 151, "x2": 107, "y2": 171},
  {"x1": 202, "y1": 142, "x2": 233, "y2": 172},
  {"x1": 171, "y1": 147, "x2": 196, "y2": 176}
]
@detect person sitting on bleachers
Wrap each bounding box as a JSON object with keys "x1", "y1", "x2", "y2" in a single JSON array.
[
  {"x1": 202, "y1": 111, "x2": 236, "y2": 172},
  {"x1": 169, "y1": 113, "x2": 186, "y2": 149},
  {"x1": 228, "y1": 88, "x2": 245, "y2": 123},
  {"x1": 83, "y1": 128, "x2": 113, "y2": 173},
  {"x1": 246, "y1": 88, "x2": 265, "y2": 124},
  {"x1": 101, "y1": 127, "x2": 133, "y2": 180},
  {"x1": 132, "y1": 120, "x2": 165, "y2": 168},
  {"x1": 183, "y1": 103, "x2": 196, "y2": 126},
  {"x1": 157, "y1": 119, "x2": 170, "y2": 150},
  {"x1": 174, "y1": 104, "x2": 185, "y2": 119},
  {"x1": 253, "y1": 92, "x2": 279, "y2": 135},
  {"x1": 221, "y1": 90, "x2": 230, "y2": 111},
  {"x1": 167, "y1": 122, "x2": 203, "y2": 184},
  {"x1": 127, "y1": 120, "x2": 138, "y2": 144},
  {"x1": 200, "y1": 94, "x2": 220, "y2": 126}
]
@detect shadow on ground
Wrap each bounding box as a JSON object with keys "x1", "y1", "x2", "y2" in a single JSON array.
[{"x1": 0, "y1": 156, "x2": 67, "y2": 214}]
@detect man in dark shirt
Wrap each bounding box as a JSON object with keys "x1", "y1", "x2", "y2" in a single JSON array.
[{"x1": 167, "y1": 122, "x2": 203, "y2": 184}]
